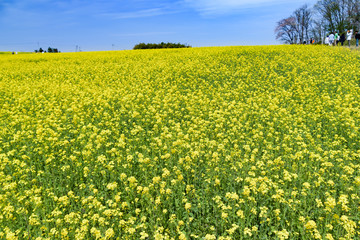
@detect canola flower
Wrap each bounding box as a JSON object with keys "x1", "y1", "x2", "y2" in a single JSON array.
[{"x1": 0, "y1": 45, "x2": 360, "y2": 239}]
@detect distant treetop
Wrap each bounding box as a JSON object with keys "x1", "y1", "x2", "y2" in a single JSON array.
[
  {"x1": 34, "y1": 47, "x2": 60, "y2": 53},
  {"x1": 133, "y1": 42, "x2": 191, "y2": 50}
]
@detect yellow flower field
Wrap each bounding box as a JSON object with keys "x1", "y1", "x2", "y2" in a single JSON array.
[{"x1": 0, "y1": 45, "x2": 360, "y2": 239}]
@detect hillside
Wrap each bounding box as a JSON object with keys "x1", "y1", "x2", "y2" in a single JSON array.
[{"x1": 1, "y1": 46, "x2": 360, "y2": 239}]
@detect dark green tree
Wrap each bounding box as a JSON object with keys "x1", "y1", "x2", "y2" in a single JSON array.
[{"x1": 133, "y1": 42, "x2": 191, "y2": 49}]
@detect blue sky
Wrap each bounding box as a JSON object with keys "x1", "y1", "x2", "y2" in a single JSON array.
[{"x1": 0, "y1": 0, "x2": 318, "y2": 52}]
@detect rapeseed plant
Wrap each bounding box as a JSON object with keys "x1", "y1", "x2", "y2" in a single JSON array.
[{"x1": 0, "y1": 45, "x2": 360, "y2": 238}]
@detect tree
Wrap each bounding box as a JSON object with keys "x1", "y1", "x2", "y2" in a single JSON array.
[
  {"x1": 46, "y1": 47, "x2": 60, "y2": 53},
  {"x1": 275, "y1": 17, "x2": 298, "y2": 44},
  {"x1": 133, "y1": 42, "x2": 191, "y2": 49},
  {"x1": 311, "y1": 16, "x2": 327, "y2": 43},
  {"x1": 276, "y1": 0, "x2": 360, "y2": 44},
  {"x1": 275, "y1": 5, "x2": 314, "y2": 44},
  {"x1": 315, "y1": 0, "x2": 351, "y2": 33},
  {"x1": 293, "y1": 5, "x2": 313, "y2": 43},
  {"x1": 348, "y1": 0, "x2": 360, "y2": 29}
]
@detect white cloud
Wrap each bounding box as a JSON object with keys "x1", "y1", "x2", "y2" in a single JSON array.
[
  {"x1": 99, "y1": 2, "x2": 184, "y2": 19},
  {"x1": 111, "y1": 31, "x2": 176, "y2": 37},
  {"x1": 183, "y1": 0, "x2": 314, "y2": 15},
  {"x1": 105, "y1": 8, "x2": 165, "y2": 19}
]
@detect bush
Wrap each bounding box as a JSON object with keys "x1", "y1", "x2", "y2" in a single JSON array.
[{"x1": 133, "y1": 42, "x2": 191, "y2": 50}]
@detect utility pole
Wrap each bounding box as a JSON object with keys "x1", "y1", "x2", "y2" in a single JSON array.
[{"x1": 112, "y1": 44, "x2": 114, "y2": 50}]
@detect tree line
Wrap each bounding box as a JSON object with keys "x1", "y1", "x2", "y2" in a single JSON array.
[
  {"x1": 133, "y1": 42, "x2": 191, "y2": 50},
  {"x1": 275, "y1": 0, "x2": 360, "y2": 44},
  {"x1": 34, "y1": 47, "x2": 60, "y2": 53}
]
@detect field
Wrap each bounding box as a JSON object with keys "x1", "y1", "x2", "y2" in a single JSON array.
[{"x1": 1, "y1": 45, "x2": 360, "y2": 239}]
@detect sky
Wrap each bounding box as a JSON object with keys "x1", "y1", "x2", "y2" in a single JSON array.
[{"x1": 0, "y1": 0, "x2": 319, "y2": 52}]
